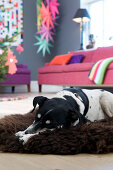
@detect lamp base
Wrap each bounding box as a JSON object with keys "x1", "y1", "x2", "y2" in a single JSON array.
[
  {"x1": 79, "y1": 47, "x2": 84, "y2": 51},
  {"x1": 79, "y1": 43, "x2": 84, "y2": 50}
]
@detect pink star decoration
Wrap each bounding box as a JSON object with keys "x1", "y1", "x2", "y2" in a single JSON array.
[
  {"x1": 5, "y1": 50, "x2": 18, "y2": 75},
  {"x1": 16, "y1": 44, "x2": 24, "y2": 54},
  {"x1": 44, "y1": 0, "x2": 50, "y2": 6},
  {"x1": 50, "y1": 0, "x2": 60, "y2": 18},
  {"x1": 37, "y1": 24, "x2": 54, "y2": 43}
]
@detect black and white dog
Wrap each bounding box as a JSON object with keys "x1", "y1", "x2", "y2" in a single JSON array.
[{"x1": 16, "y1": 88, "x2": 113, "y2": 144}]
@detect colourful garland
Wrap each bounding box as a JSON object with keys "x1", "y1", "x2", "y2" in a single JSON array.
[
  {"x1": 0, "y1": 2, "x2": 24, "y2": 76},
  {"x1": 35, "y1": 0, "x2": 60, "y2": 57}
]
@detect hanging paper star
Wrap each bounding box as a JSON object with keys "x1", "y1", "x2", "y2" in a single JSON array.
[
  {"x1": 5, "y1": 50, "x2": 18, "y2": 74},
  {"x1": 38, "y1": 2, "x2": 54, "y2": 29},
  {"x1": 37, "y1": 0, "x2": 43, "y2": 7},
  {"x1": 50, "y1": 0, "x2": 60, "y2": 19},
  {"x1": 37, "y1": 24, "x2": 54, "y2": 43},
  {"x1": 34, "y1": 36, "x2": 53, "y2": 57},
  {"x1": 16, "y1": 44, "x2": 24, "y2": 54},
  {"x1": 52, "y1": 15, "x2": 60, "y2": 33},
  {"x1": 36, "y1": 0, "x2": 60, "y2": 57},
  {"x1": 44, "y1": 0, "x2": 50, "y2": 6},
  {"x1": 53, "y1": 16, "x2": 60, "y2": 26},
  {"x1": 37, "y1": 13, "x2": 42, "y2": 31},
  {"x1": 37, "y1": 0, "x2": 43, "y2": 31}
]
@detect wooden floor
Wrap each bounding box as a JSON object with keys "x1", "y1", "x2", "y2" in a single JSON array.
[{"x1": 0, "y1": 153, "x2": 113, "y2": 170}]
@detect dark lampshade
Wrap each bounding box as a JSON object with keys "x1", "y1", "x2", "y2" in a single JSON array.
[{"x1": 72, "y1": 8, "x2": 90, "y2": 23}]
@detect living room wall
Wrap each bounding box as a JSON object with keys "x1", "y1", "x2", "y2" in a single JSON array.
[{"x1": 14, "y1": 0, "x2": 80, "y2": 80}]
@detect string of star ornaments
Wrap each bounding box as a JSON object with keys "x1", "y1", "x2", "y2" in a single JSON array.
[{"x1": 35, "y1": 0, "x2": 60, "y2": 57}]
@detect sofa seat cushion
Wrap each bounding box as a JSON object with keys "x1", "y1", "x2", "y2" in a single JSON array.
[
  {"x1": 39, "y1": 61, "x2": 113, "y2": 75},
  {"x1": 38, "y1": 63, "x2": 94, "y2": 74}
]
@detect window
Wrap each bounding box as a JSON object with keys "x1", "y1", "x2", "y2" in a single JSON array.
[
  {"x1": 89, "y1": 1, "x2": 103, "y2": 47},
  {"x1": 104, "y1": 0, "x2": 113, "y2": 46},
  {"x1": 81, "y1": 0, "x2": 113, "y2": 47}
]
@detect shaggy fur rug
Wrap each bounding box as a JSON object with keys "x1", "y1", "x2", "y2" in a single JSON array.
[{"x1": 0, "y1": 111, "x2": 113, "y2": 155}]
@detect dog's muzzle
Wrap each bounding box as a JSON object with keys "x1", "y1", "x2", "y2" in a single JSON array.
[{"x1": 25, "y1": 122, "x2": 42, "y2": 134}]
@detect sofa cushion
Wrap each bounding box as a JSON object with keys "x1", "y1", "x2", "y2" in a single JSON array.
[
  {"x1": 92, "y1": 46, "x2": 113, "y2": 62},
  {"x1": 49, "y1": 54, "x2": 72, "y2": 65},
  {"x1": 39, "y1": 61, "x2": 113, "y2": 74},
  {"x1": 38, "y1": 63, "x2": 94, "y2": 74},
  {"x1": 70, "y1": 49, "x2": 97, "y2": 63},
  {"x1": 68, "y1": 54, "x2": 84, "y2": 64}
]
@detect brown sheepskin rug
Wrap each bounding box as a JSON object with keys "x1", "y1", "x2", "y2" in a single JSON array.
[{"x1": 1, "y1": 111, "x2": 113, "y2": 155}]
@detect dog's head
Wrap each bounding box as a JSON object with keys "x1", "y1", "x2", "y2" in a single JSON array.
[{"x1": 25, "y1": 95, "x2": 86, "y2": 134}]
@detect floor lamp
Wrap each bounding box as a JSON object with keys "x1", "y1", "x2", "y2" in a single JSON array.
[{"x1": 72, "y1": 8, "x2": 90, "y2": 50}]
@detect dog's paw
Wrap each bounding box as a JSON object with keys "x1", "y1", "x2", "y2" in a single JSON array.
[
  {"x1": 18, "y1": 134, "x2": 34, "y2": 145},
  {"x1": 18, "y1": 135, "x2": 28, "y2": 145},
  {"x1": 15, "y1": 131, "x2": 25, "y2": 137}
]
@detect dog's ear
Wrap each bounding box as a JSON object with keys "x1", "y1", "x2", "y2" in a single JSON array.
[{"x1": 31, "y1": 96, "x2": 48, "y2": 112}]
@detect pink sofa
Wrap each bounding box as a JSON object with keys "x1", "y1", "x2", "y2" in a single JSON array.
[{"x1": 38, "y1": 46, "x2": 113, "y2": 92}]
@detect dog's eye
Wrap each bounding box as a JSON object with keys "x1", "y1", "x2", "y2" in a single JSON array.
[
  {"x1": 37, "y1": 114, "x2": 41, "y2": 118},
  {"x1": 45, "y1": 120, "x2": 51, "y2": 124}
]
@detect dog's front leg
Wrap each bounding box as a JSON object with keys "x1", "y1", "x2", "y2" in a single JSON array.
[
  {"x1": 18, "y1": 133, "x2": 36, "y2": 145},
  {"x1": 80, "y1": 115, "x2": 89, "y2": 124},
  {"x1": 19, "y1": 128, "x2": 48, "y2": 145},
  {"x1": 15, "y1": 130, "x2": 26, "y2": 137},
  {"x1": 15, "y1": 122, "x2": 35, "y2": 137},
  {"x1": 79, "y1": 114, "x2": 90, "y2": 124},
  {"x1": 15, "y1": 129, "x2": 37, "y2": 145},
  {"x1": 75, "y1": 110, "x2": 89, "y2": 124}
]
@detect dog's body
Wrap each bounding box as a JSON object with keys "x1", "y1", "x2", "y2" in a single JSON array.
[{"x1": 16, "y1": 88, "x2": 113, "y2": 144}]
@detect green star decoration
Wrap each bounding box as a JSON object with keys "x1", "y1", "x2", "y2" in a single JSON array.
[
  {"x1": 37, "y1": 0, "x2": 42, "y2": 8},
  {"x1": 34, "y1": 35, "x2": 53, "y2": 57},
  {"x1": 37, "y1": 0, "x2": 43, "y2": 15}
]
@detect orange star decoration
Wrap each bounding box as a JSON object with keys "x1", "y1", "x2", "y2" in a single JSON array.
[
  {"x1": 5, "y1": 50, "x2": 18, "y2": 75},
  {"x1": 38, "y1": 2, "x2": 54, "y2": 29}
]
